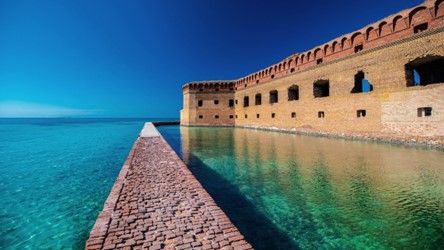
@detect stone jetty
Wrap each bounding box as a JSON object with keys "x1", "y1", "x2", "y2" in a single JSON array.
[{"x1": 86, "y1": 123, "x2": 252, "y2": 250}]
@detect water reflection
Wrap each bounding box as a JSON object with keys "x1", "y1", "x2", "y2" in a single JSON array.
[{"x1": 160, "y1": 126, "x2": 444, "y2": 249}]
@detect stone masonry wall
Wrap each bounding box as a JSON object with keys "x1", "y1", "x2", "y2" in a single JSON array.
[{"x1": 180, "y1": 0, "x2": 444, "y2": 139}]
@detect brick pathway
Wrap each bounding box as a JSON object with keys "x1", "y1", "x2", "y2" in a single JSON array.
[{"x1": 86, "y1": 124, "x2": 252, "y2": 250}]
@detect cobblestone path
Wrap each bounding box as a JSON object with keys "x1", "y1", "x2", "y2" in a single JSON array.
[{"x1": 86, "y1": 128, "x2": 252, "y2": 250}]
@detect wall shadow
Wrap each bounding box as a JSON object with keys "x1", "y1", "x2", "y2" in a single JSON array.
[{"x1": 185, "y1": 152, "x2": 301, "y2": 250}]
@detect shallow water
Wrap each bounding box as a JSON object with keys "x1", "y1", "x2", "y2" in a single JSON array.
[
  {"x1": 158, "y1": 126, "x2": 444, "y2": 250},
  {"x1": 0, "y1": 118, "x2": 164, "y2": 249}
]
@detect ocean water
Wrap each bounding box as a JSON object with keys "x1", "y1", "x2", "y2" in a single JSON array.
[
  {"x1": 158, "y1": 126, "x2": 444, "y2": 250},
  {"x1": 0, "y1": 118, "x2": 172, "y2": 249}
]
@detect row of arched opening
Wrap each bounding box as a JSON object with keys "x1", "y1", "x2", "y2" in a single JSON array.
[
  {"x1": 235, "y1": 1, "x2": 443, "y2": 87},
  {"x1": 241, "y1": 72, "x2": 373, "y2": 107}
]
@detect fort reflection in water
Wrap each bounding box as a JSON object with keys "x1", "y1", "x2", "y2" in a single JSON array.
[{"x1": 159, "y1": 125, "x2": 444, "y2": 249}]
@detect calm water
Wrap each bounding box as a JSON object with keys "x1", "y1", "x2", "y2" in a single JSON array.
[
  {"x1": 0, "y1": 118, "x2": 172, "y2": 249},
  {"x1": 158, "y1": 126, "x2": 444, "y2": 250}
]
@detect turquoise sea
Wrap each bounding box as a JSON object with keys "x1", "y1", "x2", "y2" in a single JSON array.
[
  {"x1": 158, "y1": 126, "x2": 444, "y2": 250},
  {"x1": 2, "y1": 120, "x2": 444, "y2": 249},
  {"x1": 0, "y1": 118, "x2": 169, "y2": 249}
]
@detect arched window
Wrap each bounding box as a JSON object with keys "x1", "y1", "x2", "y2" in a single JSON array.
[
  {"x1": 351, "y1": 71, "x2": 373, "y2": 93},
  {"x1": 243, "y1": 96, "x2": 250, "y2": 107}
]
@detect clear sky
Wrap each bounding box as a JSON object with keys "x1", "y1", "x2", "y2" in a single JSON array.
[{"x1": 0, "y1": 0, "x2": 424, "y2": 118}]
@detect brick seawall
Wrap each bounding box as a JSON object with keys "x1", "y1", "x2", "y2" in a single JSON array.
[{"x1": 86, "y1": 123, "x2": 252, "y2": 250}]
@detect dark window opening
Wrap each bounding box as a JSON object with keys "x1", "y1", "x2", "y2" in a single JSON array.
[
  {"x1": 229, "y1": 115, "x2": 234, "y2": 119},
  {"x1": 229, "y1": 88, "x2": 234, "y2": 91},
  {"x1": 405, "y1": 56, "x2": 444, "y2": 87},
  {"x1": 257, "y1": 114, "x2": 260, "y2": 118},
  {"x1": 318, "y1": 111, "x2": 325, "y2": 118},
  {"x1": 271, "y1": 75, "x2": 275, "y2": 79},
  {"x1": 256, "y1": 80, "x2": 259, "y2": 84},
  {"x1": 245, "y1": 84, "x2": 247, "y2": 88},
  {"x1": 199, "y1": 115, "x2": 203, "y2": 119},
  {"x1": 235, "y1": 115, "x2": 238, "y2": 119},
  {"x1": 235, "y1": 100, "x2": 238, "y2": 104},
  {"x1": 229, "y1": 99, "x2": 234, "y2": 107},
  {"x1": 357, "y1": 110, "x2": 367, "y2": 118},
  {"x1": 354, "y1": 44, "x2": 363, "y2": 53},
  {"x1": 418, "y1": 107, "x2": 432, "y2": 117},
  {"x1": 291, "y1": 112, "x2": 296, "y2": 118},
  {"x1": 199, "y1": 89, "x2": 203, "y2": 92},
  {"x1": 313, "y1": 80, "x2": 330, "y2": 98},
  {"x1": 288, "y1": 85, "x2": 299, "y2": 101},
  {"x1": 198, "y1": 100, "x2": 203, "y2": 107},
  {"x1": 255, "y1": 94, "x2": 262, "y2": 105},
  {"x1": 214, "y1": 100, "x2": 219, "y2": 105},
  {"x1": 271, "y1": 113, "x2": 276, "y2": 118},
  {"x1": 414, "y1": 23, "x2": 428, "y2": 33},
  {"x1": 245, "y1": 114, "x2": 248, "y2": 119},
  {"x1": 270, "y1": 90, "x2": 278, "y2": 104},
  {"x1": 215, "y1": 115, "x2": 219, "y2": 119},
  {"x1": 351, "y1": 71, "x2": 373, "y2": 93},
  {"x1": 215, "y1": 89, "x2": 219, "y2": 91},
  {"x1": 317, "y1": 59, "x2": 323, "y2": 65},
  {"x1": 243, "y1": 96, "x2": 250, "y2": 107},
  {"x1": 290, "y1": 68, "x2": 295, "y2": 73}
]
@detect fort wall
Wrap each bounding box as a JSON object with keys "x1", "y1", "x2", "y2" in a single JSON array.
[{"x1": 181, "y1": 0, "x2": 444, "y2": 140}]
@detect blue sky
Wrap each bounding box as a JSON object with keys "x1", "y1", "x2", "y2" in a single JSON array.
[{"x1": 0, "y1": 0, "x2": 423, "y2": 118}]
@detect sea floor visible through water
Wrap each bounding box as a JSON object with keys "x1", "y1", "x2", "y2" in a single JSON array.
[{"x1": 158, "y1": 125, "x2": 444, "y2": 250}]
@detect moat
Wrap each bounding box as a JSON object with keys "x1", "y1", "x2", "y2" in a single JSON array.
[{"x1": 158, "y1": 125, "x2": 444, "y2": 250}]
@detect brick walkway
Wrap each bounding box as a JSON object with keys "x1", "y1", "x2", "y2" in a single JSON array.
[{"x1": 86, "y1": 124, "x2": 252, "y2": 250}]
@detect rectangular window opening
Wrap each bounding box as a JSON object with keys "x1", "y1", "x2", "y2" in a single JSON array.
[
  {"x1": 198, "y1": 100, "x2": 203, "y2": 107},
  {"x1": 215, "y1": 115, "x2": 219, "y2": 119},
  {"x1": 318, "y1": 111, "x2": 325, "y2": 118},
  {"x1": 317, "y1": 59, "x2": 323, "y2": 65},
  {"x1": 271, "y1": 113, "x2": 276, "y2": 118},
  {"x1": 291, "y1": 112, "x2": 296, "y2": 118},
  {"x1": 198, "y1": 115, "x2": 203, "y2": 119},
  {"x1": 418, "y1": 107, "x2": 432, "y2": 117},
  {"x1": 229, "y1": 115, "x2": 234, "y2": 119},
  {"x1": 257, "y1": 114, "x2": 260, "y2": 118},
  {"x1": 414, "y1": 23, "x2": 428, "y2": 33},
  {"x1": 357, "y1": 109, "x2": 367, "y2": 118},
  {"x1": 214, "y1": 100, "x2": 219, "y2": 105},
  {"x1": 354, "y1": 44, "x2": 363, "y2": 53},
  {"x1": 229, "y1": 99, "x2": 234, "y2": 107}
]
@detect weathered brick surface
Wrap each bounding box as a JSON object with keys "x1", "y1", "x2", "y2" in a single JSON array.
[
  {"x1": 180, "y1": 1, "x2": 444, "y2": 142},
  {"x1": 86, "y1": 135, "x2": 252, "y2": 249}
]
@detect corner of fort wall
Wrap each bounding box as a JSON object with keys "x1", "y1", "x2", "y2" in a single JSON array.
[{"x1": 180, "y1": 0, "x2": 444, "y2": 141}]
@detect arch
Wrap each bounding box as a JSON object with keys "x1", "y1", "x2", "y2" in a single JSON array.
[
  {"x1": 307, "y1": 52, "x2": 312, "y2": 61},
  {"x1": 295, "y1": 57, "x2": 299, "y2": 66},
  {"x1": 269, "y1": 67, "x2": 274, "y2": 75},
  {"x1": 366, "y1": 27, "x2": 377, "y2": 41},
  {"x1": 274, "y1": 65, "x2": 278, "y2": 72},
  {"x1": 436, "y1": 0, "x2": 444, "y2": 17},
  {"x1": 341, "y1": 37, "x2": 349, "y2": 49},
  {"x1": 393, "y1": 15, "x2": 407, "y2": 32},
  {"x1": 314, "y1": 48, "x2": 322, "y2": 59},
  {"x1": 409, "y1": 6, "x2": 430, "y2": 26},
  {"x1": 265, "y1": 69, "x2": 268, "y2": 75},
  {"x1": 301, "y1": 54, "x2": 305, "y2": 63},
  {"x1": 351, "y1": 32, "x2": 364, "y2": 46},
  {"x1": 332, "y1": 41, "x2": 339, "y2": 53},
  {"x1": 278, "y1": 64, "x2": 282, "y2": 72},
  {"x1": 379, "y1": 21, "x2": 391, "y2": 37},
  {"x1": 255, "y1": 73, "x2": 258, "y2": 79},
  {"x1": 288, "y1": 59, "x2": 294, "y2": 69},
  {"x1": 324, "y1": 44, "x2": 330, "y2": 56},
  {"x1": 283, "y1": 61, "x2": 287, "y2": 70}
]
